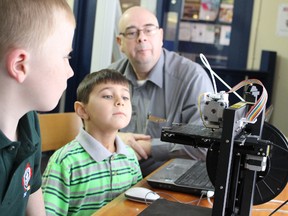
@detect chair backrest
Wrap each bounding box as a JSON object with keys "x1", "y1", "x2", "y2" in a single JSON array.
[{"x1": 38, "y1": 112, "x2": 82, "y2": 152}]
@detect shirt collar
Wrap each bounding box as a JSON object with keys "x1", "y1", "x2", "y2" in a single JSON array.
[
  {"x1": 124, "y1": 49, "x2": 164, "y2": 88},
  {"x1": 76, "y1": 128, "x2": 129, "y2": 162},
  {"x1": 0, "y1": 112, "x2": 39, "y2": 150}
]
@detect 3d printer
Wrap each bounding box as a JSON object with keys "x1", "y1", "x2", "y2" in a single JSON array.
[{"x1": 161, "y1": 54, "x2": 288, "y2": 215}]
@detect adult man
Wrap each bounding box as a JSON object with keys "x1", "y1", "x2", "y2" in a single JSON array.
[{"x1": 108, "y1": 6, "x2": 214, "y2": 176}]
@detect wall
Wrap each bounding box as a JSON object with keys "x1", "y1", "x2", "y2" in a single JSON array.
[
  {"x1": 67, "y1": 0, "x2": 74, "y2": 8},
  {"x1": 247, "y1": 0, "x2": 288, "y2": 136},
  {"x1": 87, "y1": 0, "x2": 288, "y2": 136}
]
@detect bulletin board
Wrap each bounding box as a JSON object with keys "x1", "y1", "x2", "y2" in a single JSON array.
[{"x1": 158, "y1": 0, "x2": 254, "y2": 69}]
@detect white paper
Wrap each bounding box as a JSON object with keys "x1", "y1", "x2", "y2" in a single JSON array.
[
  {"x1": 276, "y1": 4, "x2": 288, "y2": 36},
  {"x1": 190, "y1": 23, "x2": 215, "y2": 44},
  {"x1": 219, "y1": 25, "x2": 231, "y2": 45},
  {"x1": 199, "y1": 0, "x2": 221, "y2": 21},
  {"x1": 179, "y1": 22, "x2": 192, "y2": 41}
]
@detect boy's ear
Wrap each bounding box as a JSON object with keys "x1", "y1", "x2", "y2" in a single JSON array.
[
  {"x1": 74, "y1": 101, "x2": 89, "y2": 120},
  {"x1": 6, "y1": 49, "x2": 28, "y2": 83}
]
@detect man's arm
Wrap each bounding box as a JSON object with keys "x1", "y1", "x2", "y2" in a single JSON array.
[
  {"x1": 151, "y1": 138, "x2": 207, "y2": 161},
  {"x1": 26, "y1": 188, "x2": 46, "y2": 216},
  {"x1": 118, "y1": 132, "x2": 151, "y2": 160}
]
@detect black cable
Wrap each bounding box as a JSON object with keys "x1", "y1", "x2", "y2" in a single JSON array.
[
  {"x1": 269, "y1": 199, "x2": 288, "y2": 215},
  {"x1": 269, "y1": 141, "x2": 288, "y2": 153}
]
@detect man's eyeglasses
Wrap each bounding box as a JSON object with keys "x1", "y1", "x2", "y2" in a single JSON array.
[{"x1": 120, "y1": 25, "x2": 159, "y2": 39}]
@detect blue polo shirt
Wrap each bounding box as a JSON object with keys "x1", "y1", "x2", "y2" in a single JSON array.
[{"x1": 0, "y1": 111, "x2": 42, "y2": 216}]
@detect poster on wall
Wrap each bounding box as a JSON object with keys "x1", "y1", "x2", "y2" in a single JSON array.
[
  {"x1": 182, "y1": 0, "x2": 201, "y2": 20},
  {"x1": 219, "y1": 25, "x2": 231, "y2": 45},
  {"x1": 179, "y1": 22, "x2": 191, "y2": 41},
  {"x1": 190, "y1": 23, "x2": 215, "y2": 43},
  {"x1": 179, "y1": 21, "x2": 231, "y2": 46},
  {"x1": 199, "y1": 0, "x2": 221, "y2": 21},
  {"x1": 179, "y1": 22, "x2": 216, "y2": 44},
  {"x1": 277, "y1": 4, "x2": 288, "y2": 36},
  {"x1": 218, "y1": 0, "x2": 234, "y2": 23}
]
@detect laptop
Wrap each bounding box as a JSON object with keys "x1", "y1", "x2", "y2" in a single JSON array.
[
  {"x1": 146, "y1": 158, "x2": 214, "y2": 196},
  {"x1": 147, "y1": 124, "x2": 219, "y2": 195}
]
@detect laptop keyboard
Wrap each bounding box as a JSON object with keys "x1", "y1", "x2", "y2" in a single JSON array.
[{"x1": 175, "y1": 161, "x2": 213, "y2": 189}]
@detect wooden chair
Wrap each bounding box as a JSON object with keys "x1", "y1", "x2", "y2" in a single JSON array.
[
  {"x1": 38, "y1": 112, "x2": 82, "y2": 152},
  {"x1": 38, "y1": 112, "x2": 82, "y2": 173}
]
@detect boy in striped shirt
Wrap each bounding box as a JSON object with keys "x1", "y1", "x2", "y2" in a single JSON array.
[{"x1": 42, "y1": 69, "x2": 142, "y2": 216}]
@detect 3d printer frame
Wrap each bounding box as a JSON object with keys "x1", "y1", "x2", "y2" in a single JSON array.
[
  {"x1": 161, "y1": 54, "x2": 287, "y2": 215},
  {"x1": 209, "y1": 103, "x2": 267, "y2": 216},
  {"x1": 161, "y1": 101, "x2": 272, "y2": 215}
]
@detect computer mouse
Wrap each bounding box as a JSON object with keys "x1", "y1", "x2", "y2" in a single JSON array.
[{"x1": 124, "y1": 187, "x2": 160, "y2": 203}]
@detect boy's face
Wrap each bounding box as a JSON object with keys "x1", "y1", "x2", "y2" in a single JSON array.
[
  {"x1": 84, "y1": 82, "x2": 132, "y2": 132},
  {"x1": 25, "y1": 10, "x2": 75, "y2": 111}
]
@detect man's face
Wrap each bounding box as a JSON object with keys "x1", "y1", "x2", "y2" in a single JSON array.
[{"x1": 117, "y1": 8, "x2": 163, "y2": 74}]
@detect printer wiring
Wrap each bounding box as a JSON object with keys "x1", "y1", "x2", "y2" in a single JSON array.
[{"x1": 198, "y1": 53, "x2": 268, "y2": 128}]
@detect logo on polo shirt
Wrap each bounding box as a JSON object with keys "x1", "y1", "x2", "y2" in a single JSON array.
[{"x1": 22, "y1": 163, "x2": 32, "y2": 197}]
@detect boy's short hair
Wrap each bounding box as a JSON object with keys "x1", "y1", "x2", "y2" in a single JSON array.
[
  {"x1": 77, "y1": 69, "x2": 130, "y2": 104},
  {"x1": 0, "y1": 0, "x2": 75, "y2": 59}
]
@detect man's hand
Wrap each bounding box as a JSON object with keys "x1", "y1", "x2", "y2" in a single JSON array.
[{"x1": 118, "y1": 132, "x2": 151, "y2": 160}]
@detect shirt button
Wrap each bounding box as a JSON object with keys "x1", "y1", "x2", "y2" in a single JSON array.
[
  {"x1": 8, "y1": 145, "x2": 16, "y2": 151},
  {"x1": 113, "y1": 171, "x2": 118, "y2": 176}
]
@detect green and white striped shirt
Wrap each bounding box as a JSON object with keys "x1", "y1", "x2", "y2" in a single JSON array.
[{"x1": 42, "y1": 128, "x2": 142, "y2": 216}]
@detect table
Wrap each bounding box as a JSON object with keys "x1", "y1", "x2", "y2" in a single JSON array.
[{"x1": 93, "y1": 160, "x2": 288, "y2": 216}]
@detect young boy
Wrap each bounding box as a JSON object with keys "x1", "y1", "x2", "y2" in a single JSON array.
[
  {"x1": 42, "y1": 69, "x2": 142, "y2": 216},
  {"x1": 0, "y1": 0, "x2": 75, "y2": 215}
]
